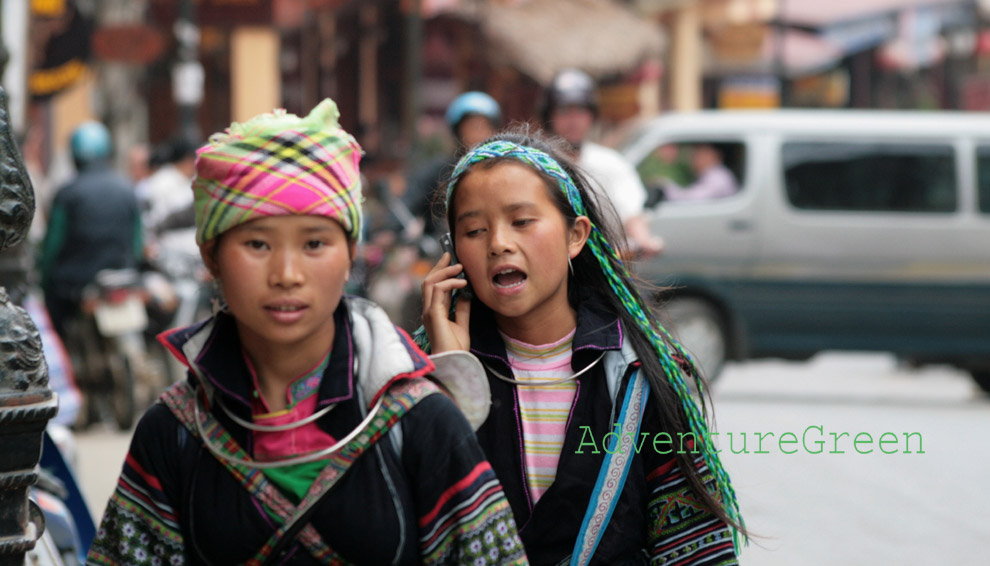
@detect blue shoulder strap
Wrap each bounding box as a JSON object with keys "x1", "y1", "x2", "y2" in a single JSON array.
[{"x1": 570, "y1": 369, "x2": 649, "y2": 566}]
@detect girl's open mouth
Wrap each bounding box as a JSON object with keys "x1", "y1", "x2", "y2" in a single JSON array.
[{"x1": 493, "y1": 268, "x2": 527, "y2": 289}]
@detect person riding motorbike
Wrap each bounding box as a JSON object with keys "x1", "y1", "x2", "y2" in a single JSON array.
[
  {"x1": 39, "y1": 121, "x2": 144, "y2": 341},
  {"x1": 544, "y1": 69, "x2": 664, "y2": 258},
  {"x1": 400, "y1": 91, "x2": 502, "y2": 241},
  {"x1": 366, "y1": 92, "x2": 502, "y2": 329}
]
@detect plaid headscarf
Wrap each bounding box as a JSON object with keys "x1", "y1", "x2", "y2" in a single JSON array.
[{"x1": 192, "y1": 98, "x2": 363, "y2": 245}]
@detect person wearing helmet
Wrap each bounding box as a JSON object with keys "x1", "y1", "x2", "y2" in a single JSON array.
[
  {"x1": 400, "y1": 91, "x2": 502, "y2": 240},
  {"x1": 39, "y1": 121, "x2": 144, "y2": 340},
  {"x1": 544, "y1": 69, "x2": 664, "y2": 258}
]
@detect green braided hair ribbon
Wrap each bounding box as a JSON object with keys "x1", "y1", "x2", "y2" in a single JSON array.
[{"x1": 416, "y1": 139, "x2": 744, "y2": 547}]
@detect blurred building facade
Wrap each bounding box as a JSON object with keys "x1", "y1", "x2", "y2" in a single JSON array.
[
  {"x1": 644, "y1": 0, "x2": 985, "y2": 110},
  {"x1": 5, "y1": 0, "x2": 990, "y2": 194}
]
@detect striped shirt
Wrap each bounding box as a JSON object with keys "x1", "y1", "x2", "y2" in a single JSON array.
[{"x1": 502, "y1": 329, "x2": 578, "y2": 502}]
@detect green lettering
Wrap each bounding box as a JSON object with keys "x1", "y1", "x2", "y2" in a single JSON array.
[
  {"x1": 755, "y1": 431, "x2": 774, "y2": 454},
  {"x1": 854, "y1": 432, "x2": 873, "y2": 454},
  {"x1": 778, "y1": 432, "x2": 798, "y2": 455},
  {"x1": 652, "y1": 432, "x2": 673, "y2": 455},
  {"x1": 830, "y1": 431, "x2": 850, "y2": 454},
  {"x1": 707, "y1": 431, "x2": 722, "y2": 454},
  {"x1": 678, "y1": 432, "x2": 699, "y2": 454},
  {"x1": 878, "y1": 432, "x2": 898, "y2": 454},
  {"x1": 802, "y1": 425, "x2": 823, "y2": 454},
  {"x1": 602, "y1": 428, "x2": 621, "y2": 455},
  {"x1": 576, "y1": 425, "x2": 600, "y2": 454},
  {"x1": 903, "y1": 432, "x2": 925, "y2": 454},
  {"x1": 728, "y1": 432, "x2": 748, "y2": 455}
]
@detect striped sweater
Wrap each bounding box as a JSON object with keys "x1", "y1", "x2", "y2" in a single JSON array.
[{"x1": 502, "y1": 330, "x2": 578, "y2": 502}]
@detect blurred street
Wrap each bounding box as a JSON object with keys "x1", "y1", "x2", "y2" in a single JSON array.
[{"x1": 74, "y1": 352, "x2": 990, "y2": 565}]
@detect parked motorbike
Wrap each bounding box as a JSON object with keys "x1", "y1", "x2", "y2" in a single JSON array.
[
  {"x1": 25, "y1": 427, "x2": 96, "y2": 566},
  {"x1": 65, "y1": 268, "x2": 166, "y2": 430}
]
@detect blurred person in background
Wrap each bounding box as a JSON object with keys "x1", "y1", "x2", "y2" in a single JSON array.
[
  {"x1": 401, "y1": 91, "x2": 501, "y2": 240},
  {"x1": 128, "y1": 143, "x2": 152, "y2": 186},
  {"x1": 141, "y1": 136, "x2": 199, "y2": 238},
  {"x1": 39, "y1": 121, "x2": 144, "y2": 340},
  {"x1": 638, "y1": 143, "x2": 692, "y2": 188},
  {"x1": 661, "y1": 143, "x2": 739, "y2": 201},
  {"x1": 544, "y1": 68, "x2": 664, "y2": 258}
]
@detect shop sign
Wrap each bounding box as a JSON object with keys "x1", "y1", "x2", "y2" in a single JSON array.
[
  {"x1": 92, "y1": 25, "x2": 167, "y2": 64},
  {"x1": 29, "y1": 0, "x2": 92, "y2": 100},
  {"x1": 718, "y1": 75, "x2": 779, "y2": 109},
  {"x1": 151, "y1": 0, "x2": 273, "y2": 26}
]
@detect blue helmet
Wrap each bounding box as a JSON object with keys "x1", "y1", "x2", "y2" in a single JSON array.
[
  {"x1": 70, "y1": 121, "x2": 112, "y2": 165},
  {"x1": 445, "y1": 92, "x2": 501, "y2": 134}
]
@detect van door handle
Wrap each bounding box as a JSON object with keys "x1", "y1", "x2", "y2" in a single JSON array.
[{"x1": 728, "y1": 219, "x2": 752, "y2": 231}]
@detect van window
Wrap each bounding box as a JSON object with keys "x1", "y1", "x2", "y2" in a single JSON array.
[
  {"x1": 637, "y1": 141, "x2": 745, "y2": 206},
  {"x1": 976, "y1": 145, "x2": 990, "y2": 214},
  {"x1": 782, "y1": 142, "x2": 957, "y2": 213}
]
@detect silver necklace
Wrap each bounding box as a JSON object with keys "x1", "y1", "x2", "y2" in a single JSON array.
[
  {"x1": 217, "y1": 395, "x2": 337, "y2": 432},
  {"x1": 194, "y1": 393, "x2": 383, "y2": 469},
  {"x1": 484, "y1": 351, "x2": 607, "y2": 387}
]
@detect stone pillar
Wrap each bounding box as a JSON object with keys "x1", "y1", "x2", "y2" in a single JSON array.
[{"x1": 0, "y1": 86, "x2": 58, "y2": 565}]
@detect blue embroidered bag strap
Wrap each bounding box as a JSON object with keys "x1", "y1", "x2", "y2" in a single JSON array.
[
  {"x1": 160, "y1": 377, "x2": 440, "y2": 565},
  {"x1": 570, "y1": 369, "x2": 649, "y2": 566}
]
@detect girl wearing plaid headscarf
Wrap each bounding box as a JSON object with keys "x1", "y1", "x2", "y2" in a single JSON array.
[
  {"x1": 87, "y1": 99, "x2": 528, "y2": 566},
  {"x1": 418, "y1": 128, "x2": 746, "y2": 565}
]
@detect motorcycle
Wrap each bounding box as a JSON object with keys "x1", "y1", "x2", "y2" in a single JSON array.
[{"x1": 65, "y1": 268, "x2": 166, "y2": 430}]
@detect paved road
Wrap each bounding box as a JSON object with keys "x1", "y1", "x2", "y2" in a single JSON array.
[
  {"x1": 715, "y1": 353, "x2": 990, "y2": 565},
  {"x1": 73, "y1": 353, "x2": 990, "y2": 563}
]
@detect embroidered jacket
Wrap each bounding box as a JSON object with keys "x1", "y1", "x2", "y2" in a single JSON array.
[
  {"x1": 87, "y1": 297, "x2": 527, "y2": 565},
  {"x1": 469, "y1": 293, "x2": 739, "y2": 566}
]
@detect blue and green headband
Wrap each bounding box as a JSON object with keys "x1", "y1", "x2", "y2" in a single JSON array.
[{"x1": 435, "y1": 139, "x2": 744, "y2": 546}]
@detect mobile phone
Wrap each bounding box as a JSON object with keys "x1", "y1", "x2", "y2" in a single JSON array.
[{"x1": 439, "y1": 232, "x2": 465, "y2": 280}]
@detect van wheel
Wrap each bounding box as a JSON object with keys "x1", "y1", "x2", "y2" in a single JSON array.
[
  {"x1": 971, "y1": 370, "x2": 990, "y2": 395},
  {"x1": 663, "y1": 297, "x2": 728, "y2": 382}
]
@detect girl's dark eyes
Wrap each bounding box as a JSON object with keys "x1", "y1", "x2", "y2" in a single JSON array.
[
  {"x1": 513, "y1": 218, "x2": 534, "y2": 227},
  {"x1": 246, "y1": 240, "x2": 268, "y2": 250},
  {"x1": 305, "y1": 240, "x2": 326, "y2": 250},
  {"x1": 464, "y1": 228, "x2": 484, "y2": 237}
]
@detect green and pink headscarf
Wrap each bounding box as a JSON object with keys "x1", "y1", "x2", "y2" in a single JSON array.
[{"x1": 192, "y1": 98, "x2": 363, "y2": 245}]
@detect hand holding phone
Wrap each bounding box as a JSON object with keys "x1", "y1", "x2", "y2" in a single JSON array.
[{"x1": 439, "y1": 232, "x2": 465, "y2": 280}]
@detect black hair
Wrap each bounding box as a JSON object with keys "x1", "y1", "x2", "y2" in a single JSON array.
[{"x1": 437, "y1": 125, "x2": 745, "y2": 535}]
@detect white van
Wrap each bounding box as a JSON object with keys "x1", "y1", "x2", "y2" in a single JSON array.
[{"x1": 621, "y1": 110, "x2": 990, "y2": 391}]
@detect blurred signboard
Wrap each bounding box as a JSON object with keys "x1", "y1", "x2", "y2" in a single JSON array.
[
  {"x1": 718, "y1": 75, "x2": 779, "y2": 109},
  {"x1": 709, "y1": 24, "x2": 767, "y2": 63},
  {"x1": 790, "y1": 69, "x2": 849, "y2": 108},
  {"x1": 961, "y1": 75, "x2": 990, "y2": 111},
  {"x1": 92, "y1": 25, "x2": 166, "y2": 64},
  {"x1": 151, "y1": 0, "x2": 274, "y2": 26},
  {"x1": 29, "y1": 0, "x2": 92, "y2": 100},
  {"x1": 598, "y1": 83, "x2": 641, "y2": 122}
]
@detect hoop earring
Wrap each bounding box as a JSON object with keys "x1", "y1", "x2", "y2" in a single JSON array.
[
  {"x1": 568, "y1": 256, "x2": 575, "y2": 276},
  {"x1": 211, "y1": 278, "x2": 228, "y2": 315}
]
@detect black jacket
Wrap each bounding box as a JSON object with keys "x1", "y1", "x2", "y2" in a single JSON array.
[
  {"x1": 468, "y1": 294, "x2": 738, "y2": 565},
  {"x1": 42, "y1": 163, "x2": 142, "y2": 297}
]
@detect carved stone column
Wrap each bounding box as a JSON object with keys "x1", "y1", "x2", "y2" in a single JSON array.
[{"x1": 0, "y1": 86, "x2": 57, "y2": 565}]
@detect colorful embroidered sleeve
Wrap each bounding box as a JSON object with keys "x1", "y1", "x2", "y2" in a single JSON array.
[
  {"x1": 645, "y1": 453, "x2": 738, "y2": 566},
  {"x1": 87, "y1": 405, "x2": 186, "y2": 566},
  {"x1": 403, "y1": 394, "x2": 528, "y2": 565}
]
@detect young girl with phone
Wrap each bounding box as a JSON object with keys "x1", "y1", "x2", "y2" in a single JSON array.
[
  {"x1": 420, "y1": 129, "x2": 745, "y2": 565},
  {"x1": 87, "y1": 100, "x2": 527, "y2": 565}
]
